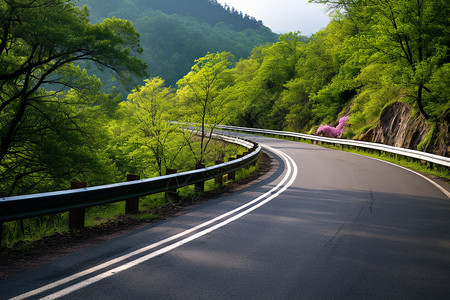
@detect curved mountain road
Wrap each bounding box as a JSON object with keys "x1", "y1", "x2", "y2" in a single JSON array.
[{"x1": 1, "y1": 133, "x2": 449, "y2": 299}]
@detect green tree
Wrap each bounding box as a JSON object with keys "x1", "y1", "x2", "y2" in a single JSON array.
[
  {"x1": 0, "y1": 0, "x2": 146, "y2": 194},
  {"x1": 227, "y1": 33, "x2": 308, "y2": 130},
  {"x1": 0, "y1": 87, "x2": 121, "y2": 195},
  {"x1": 177, "y1": 52, "x2": 234, "y2": 164},
  {"x1": 111, "y1": 78, "x2": 186, "y2": 177},
  {"x1": 311, "y1": 0, "x2": 449, "y2": 120}
]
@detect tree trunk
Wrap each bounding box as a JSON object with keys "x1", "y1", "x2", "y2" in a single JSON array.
[
  {"x1": 0, "y1": 96, "x2": 28, "y2": 164},
  {"x1": 417, "y1": 84, "x2": 429, "y2": 120}
]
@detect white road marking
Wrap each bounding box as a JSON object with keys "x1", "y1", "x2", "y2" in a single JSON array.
[
  {"x1": 361, "y1": 155, "x2": 450, "y2": 199},
  {"x1": 10, "y1": 146, "x2": 297, "y2": 300}
]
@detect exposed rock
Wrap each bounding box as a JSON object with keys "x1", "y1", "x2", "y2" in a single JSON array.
[
  {"x1": 364, "y1": 102, "x2": 429, "y2": 149},
  {"x1": 359, "y1": 102, "x2": 449, "y2": 157},
  {"x1": 424, "y1": 109, "x2": 450, "y2": 157}
]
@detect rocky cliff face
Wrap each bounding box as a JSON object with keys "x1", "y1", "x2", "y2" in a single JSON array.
[
  {"x1": 424, "y1": 110, "x2": 450, "y2": 157},
  {"x1": 361, "y1": 102, "x2": 449, "y2": 157}
]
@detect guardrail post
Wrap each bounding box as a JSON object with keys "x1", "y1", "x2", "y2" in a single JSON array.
[
  {"x1": 165, "y1": 169, "x2": 178, "y2": 200},
  {"x1": 232, "y1": 154, "x2": 245, "y2": 176},
  {"x1": 195, "y1": 163, "x2": 205, "y2": 192},
  {"x1": 69, "y1": 182, "x2": 86, "y2": 230},
  {"x1": 227, "y1": 156, "x2": 236, "y2": 181},
  {"x1": 252, "y1": 150, "x2": 260, "y2": 167},
  {"x1": 230, "y1": 154, "x2": 244, "y2": 179},
  {"x1": 126, "y1": 175, "x2": 140, "y2": 214},
  {"x1": 0, "y1": 221, "x2": 3, "y2": 248},
  {"x1": 0, "y1": 191, "x2": 4, "y2": 247},
  {"x1": 242, "y1": 152, "x2": 251, "y2": 169},
  {"x1": 215, "y1": 160, "x2": 224, "y2": 185}
]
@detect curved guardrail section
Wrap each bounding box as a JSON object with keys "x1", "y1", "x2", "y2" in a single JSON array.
[
  {"x1": 217, "y1": 125, "x2": 450, "y2": 168},
  {"x1": 0, "y1": 134, "x2": 261, "y2": 223}
]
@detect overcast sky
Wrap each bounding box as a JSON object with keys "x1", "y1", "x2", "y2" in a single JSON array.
[{"x1": 216, "y1": 0, "x2": 331, "y2": 36}]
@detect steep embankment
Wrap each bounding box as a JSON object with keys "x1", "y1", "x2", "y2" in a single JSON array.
[{"x1": 361, "y1": 102, "x2": 449, "y2": 157}]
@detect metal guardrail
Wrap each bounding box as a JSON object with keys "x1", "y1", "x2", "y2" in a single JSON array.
[
  {"x1": 217, "y1": 125, "x2": 450, "y2": 168},
  {"x1": 0, "y1": 134, "x2": 261, "y2": 223}
]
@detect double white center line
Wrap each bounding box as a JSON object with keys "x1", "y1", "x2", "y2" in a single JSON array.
[{"x1": 12, "y1": 145, "x2": 298, "y2": 300}]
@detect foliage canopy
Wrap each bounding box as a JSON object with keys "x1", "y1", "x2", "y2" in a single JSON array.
[
  {"x1": 1, "y1": 0, "x2": 448, "y2": 197},
  {"x1": 0, "y1": 0, "x2": 146, "y2": 195}
]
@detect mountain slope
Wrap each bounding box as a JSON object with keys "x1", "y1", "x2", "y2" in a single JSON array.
[{"x1": 77, "y1": 0, "x2": 278, "y2": 88}]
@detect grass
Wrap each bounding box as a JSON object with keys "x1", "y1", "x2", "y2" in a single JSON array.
[
  {"x1": 1, "y1": 214, "x2": 69, "y2": 250},
  {"x1": 85, "y1": 202, "x2": 126, "y2": 227}
]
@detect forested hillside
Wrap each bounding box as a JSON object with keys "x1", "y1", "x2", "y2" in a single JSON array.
[
  {"x1": 214, "y1": 0, "x2": 449, "y2": 156},
  {"x1": 77, "y1": 0, "x2": 278, "y2": 88},
  {"x1": 1, "y1": 0, "x2": 448, "y2": 199},
  {"x1": 83, "y1": 0, "x2": 264, "y2": 30}
]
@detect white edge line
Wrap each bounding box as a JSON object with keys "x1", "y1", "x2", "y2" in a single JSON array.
[
  {"x1": 358, "y1": 154, "x2": 450, "y2": 199},
  {"x1": 10, "y1": 146, "x2": 296, "y2": 300}
]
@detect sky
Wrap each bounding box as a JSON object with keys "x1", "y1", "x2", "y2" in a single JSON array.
[{"x1": 216, "y1": 0, "x2": 331, "y2": 36}]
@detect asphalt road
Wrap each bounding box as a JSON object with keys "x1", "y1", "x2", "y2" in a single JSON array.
[{"x1": 1, "y1": 133, "x2": 449, "y2": 299}]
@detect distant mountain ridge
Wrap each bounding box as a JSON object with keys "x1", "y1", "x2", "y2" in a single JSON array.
[
  {"x1": 132, "y1": 0, "x2": 264, "y2": 30},
  {"x1": 81, "y1": 0, "x2": 264, "y2": 30},
  {"x1": 77, "y1": 0, "x2": 278, "y2": 88}
]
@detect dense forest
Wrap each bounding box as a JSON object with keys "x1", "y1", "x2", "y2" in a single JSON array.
[
  {"x1": 77, "y1": 0, "x2": 279, "y2": 88},
  {"x1": 0, "y1": 0, "x2": 449, "y2": 198}
]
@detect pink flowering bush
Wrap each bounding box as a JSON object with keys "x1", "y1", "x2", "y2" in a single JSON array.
[{"x1": 316, "y1": 116, "x2": 350, "y2": 138}]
